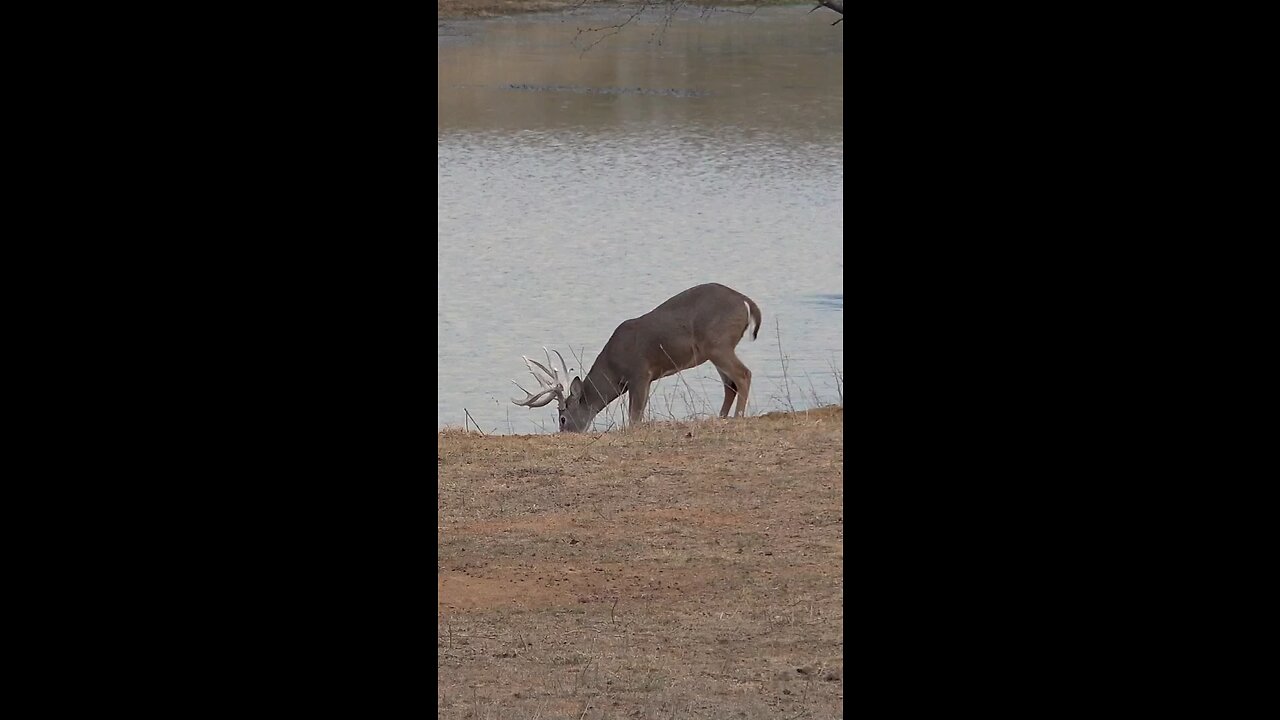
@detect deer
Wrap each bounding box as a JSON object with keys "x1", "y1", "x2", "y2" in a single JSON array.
[{"x1": 511, "y1": 283, "x2": 763, "y2": 432}]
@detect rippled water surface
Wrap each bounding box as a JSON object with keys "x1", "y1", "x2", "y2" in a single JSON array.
[{"x1": 439, "y1": 5, "x2": 843, "y2": 433}]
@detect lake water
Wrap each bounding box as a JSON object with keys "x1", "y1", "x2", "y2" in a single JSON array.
[{"x1": 438, "y1": 4, "x2": 843, "y2": 433}]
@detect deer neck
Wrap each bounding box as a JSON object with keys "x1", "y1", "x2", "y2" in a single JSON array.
[{"x1": 581, "y1": 363, "x2": 625, "y2": 417}]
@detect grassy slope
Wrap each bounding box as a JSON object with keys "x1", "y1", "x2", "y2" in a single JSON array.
[{"x1": 438, "y1": 407, "x2": 844, "y2": 719}]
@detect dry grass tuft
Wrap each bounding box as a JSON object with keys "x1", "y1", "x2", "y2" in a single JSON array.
[{"x1": 438, "y1": 407, "x2": 844, "y2": 718}]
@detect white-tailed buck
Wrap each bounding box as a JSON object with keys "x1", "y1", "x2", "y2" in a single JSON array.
[{"x1": 512, "y1": 283, "x2": 763, "y2": 432}]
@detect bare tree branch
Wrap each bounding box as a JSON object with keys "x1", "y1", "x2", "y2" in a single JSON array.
[{"x1": 810, "y1": 0, "x2": 844, "y2": 24}]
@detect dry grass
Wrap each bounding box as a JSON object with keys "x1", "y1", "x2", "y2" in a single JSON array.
[{"x1": 438, "y1": 406, "x2": 843, "y2": 719}]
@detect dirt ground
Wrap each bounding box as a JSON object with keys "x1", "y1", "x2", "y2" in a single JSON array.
[{"x1": 438, "y1": 406, "x2": 844, "y2": 719}]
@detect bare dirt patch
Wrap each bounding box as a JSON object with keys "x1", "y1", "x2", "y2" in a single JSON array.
[{"x1": 438, "y1": 407, "x2": 844, "y2": 718}]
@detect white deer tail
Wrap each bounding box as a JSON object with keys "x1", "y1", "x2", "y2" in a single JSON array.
[{"x1": 743, "y1": 299, "x2": 762, "y2": 341}]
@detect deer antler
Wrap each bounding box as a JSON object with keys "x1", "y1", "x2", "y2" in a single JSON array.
[
  {"x1": 510, "y1": 379, "x2": 560, "y2": 408},
  {"x1": 548, "y1": 347, "x2": 572, "y2": 388},
  {"x1": 510, "y1": 347, "x2": 573, "y2": 409},
  {"x1": 523, "y1": 348, "x2": 572, "y2": 388}
]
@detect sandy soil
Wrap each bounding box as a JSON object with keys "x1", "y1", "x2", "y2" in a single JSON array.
[{"x1": 438, "y1": 406, "x2": 844, "y2": 718}]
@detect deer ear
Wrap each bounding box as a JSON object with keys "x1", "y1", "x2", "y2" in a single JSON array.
[{"x1": 570, "y1": 376, "x2": 583, "y2": 397}]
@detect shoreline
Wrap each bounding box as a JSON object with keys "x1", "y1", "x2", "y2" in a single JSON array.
[{"x1": 437, "y1": 0, "x2": 804, "y2": 20}]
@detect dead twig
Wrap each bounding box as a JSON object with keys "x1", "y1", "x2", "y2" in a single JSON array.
[{"x1": 463, "y1": 408, "x2": 486, "y2": 436}]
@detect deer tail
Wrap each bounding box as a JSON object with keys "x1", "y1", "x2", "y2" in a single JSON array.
[{"x1": 745, "y1": 298, "x2": 762, "y2": 341}]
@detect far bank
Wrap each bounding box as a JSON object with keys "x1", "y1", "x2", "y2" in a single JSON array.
[{"x1": 438, "y1": 0, "x2": 806, "y2": 20}]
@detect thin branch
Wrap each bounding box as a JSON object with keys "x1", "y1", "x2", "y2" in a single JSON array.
[
  {"x1": 573, "y1": 1, "x2": 653, "y2": 55},
  {"x1": 811, "y1": 0, "x2": 844, "y2": 24},
  {"x1": 464, "y1": 408, "x2": 486, "y2": 436}
]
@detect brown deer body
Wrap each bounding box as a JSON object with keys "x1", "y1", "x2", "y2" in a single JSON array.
[{"x1": 512, "y1": 283, "x2": 762, "y2": 432}]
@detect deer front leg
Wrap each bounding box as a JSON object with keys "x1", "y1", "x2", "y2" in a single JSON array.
[{"x1": 627, "y1": 377, "x2": 651, "y2": 427}]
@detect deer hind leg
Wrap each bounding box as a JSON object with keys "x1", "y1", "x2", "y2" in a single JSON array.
[
  {"x1": 716, "y1": 368, "x2": 738, "y2": 418},
  {"x1": 710, "y1": 351, "x2": 752, "y2": 418}
]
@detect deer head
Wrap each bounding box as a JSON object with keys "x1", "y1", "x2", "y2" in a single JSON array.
[
  {"x1": 510, "y1": 347, "x2": 596, "y2": 432},
  {"x1": 559, "y1": 376, "x2": 593, "y2": 432}
]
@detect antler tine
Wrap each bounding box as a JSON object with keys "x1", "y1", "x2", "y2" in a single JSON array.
[
  {"x1": 539, "y1": 347, "x2": 575, "y2": 390},
  {"x1": 543, "y1": 347, "x2": 560, "y2": 384},
  {"x1": 511, "y1": 379, "x2": 559, "y2": 407},
  {"x1": 552, "y1": 348, "x2": 572, "y2": 383},
  {"x1": 523, "y1": 355, "x2": 557, "y2": 387}
]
